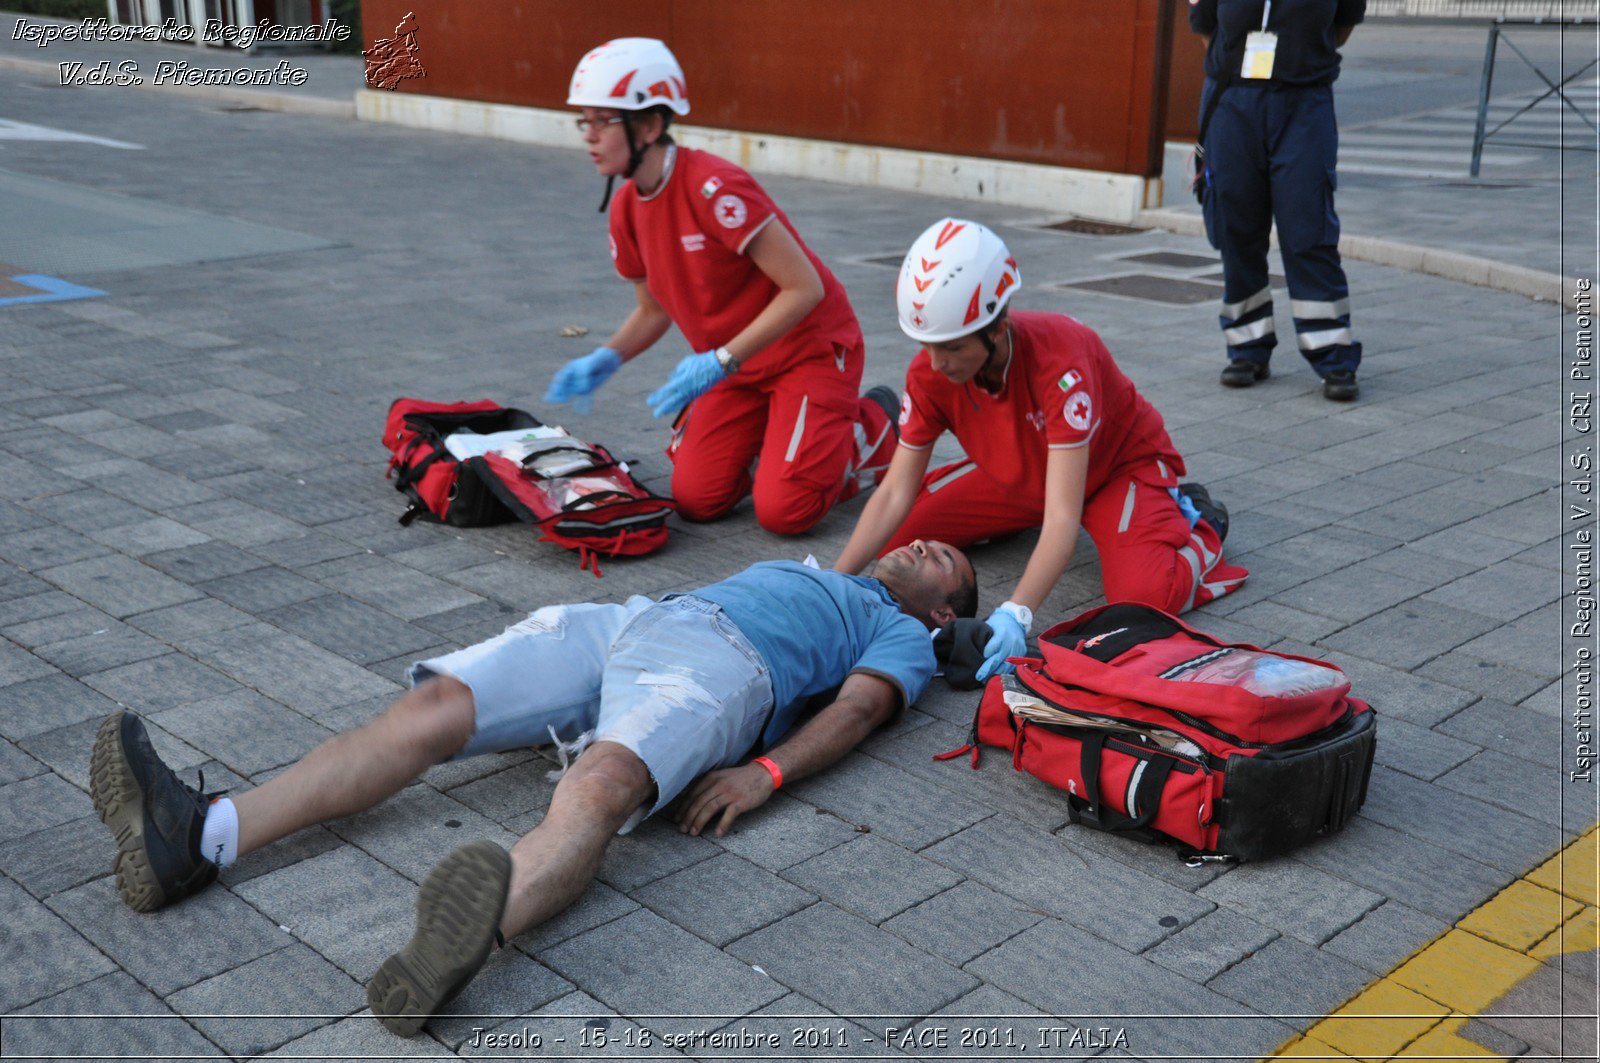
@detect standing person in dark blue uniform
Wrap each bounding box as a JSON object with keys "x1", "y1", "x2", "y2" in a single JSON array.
[{"x1": 1190, "y1": 0, "x2": 1365, "y2": 401}]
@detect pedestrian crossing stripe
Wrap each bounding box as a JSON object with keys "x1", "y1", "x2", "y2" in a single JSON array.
[{"x1": 1267, "y1": 824, "x2": 1598, "y2": 1060}]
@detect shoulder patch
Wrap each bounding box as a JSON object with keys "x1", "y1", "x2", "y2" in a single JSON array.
[
  {"x1": 700, "y1": 175, "x2": 723, "y2": 199},
  {"x1": 1063, "y1": 390, "x2": 1093, "y2": 432},
  {"x1": 898, "y1": 391, "x2": 912, "y2": 427},
  {"x1": 1057, "y1": 369, "x2": 1082, "y2": 392},
  {"x1": 714, "y1": 193, "x2": 748, "y2": 229}
]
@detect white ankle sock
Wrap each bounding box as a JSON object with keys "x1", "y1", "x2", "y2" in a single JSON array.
[{"x1": 200, "y1": 797, "x2": 239, "y2": 868}]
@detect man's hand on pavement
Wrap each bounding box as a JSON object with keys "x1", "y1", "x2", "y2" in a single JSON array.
[{"x1": 675, "y1": 762, "x2": 774, "y2": 837}]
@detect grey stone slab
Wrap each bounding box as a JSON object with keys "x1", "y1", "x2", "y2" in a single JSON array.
[
  {"x1": 1205, "y1": 935, "x2": 1378, "y2": 1027},
  {"x1": 167, "y1": 943, "x2": 362, "y2": 1056},
  {"x1": 208, "y1": 469, "x2": 370, "y2": 526},
  {"x1": 1372, "y1": 715, "x2": 1479, "y2": 781},
  {"x1": 880, "y1": 880, "x2": 1045, "y2": 966},
  {"x1": 1421, "y1": 560, "x2": 1557, "y2": 623},
  {"x1": 1198, "y1": 860, "x2": 1383, "y2": 947},
  {"x1": 199, "y1": 565, "x2": 328, "y2": 612},
  {"x1": 46, "y1": 874, "x2": 290, "y2": 996},
  {"x1": 1436, "y1": 698, "x2": 1561, "y2": 767},
  {"x1": 263, "y1": 594, "x2": 443, "y2": 664},
  {"x1": 5, "y1": 603, "x2": 123, "y2": 650},
  {"x1": 517, "y1": 880, "x2": 640, "y2": 952},
  {"x1": 1361, "y1": 765, "x2": 1570, "y2": 874},
  {"x1": 226, "y1": 823, "x2": 345, "y2": 887},
  {"x1": 1282, "y1": 559, "x2": 1433, "y2": 625},
  {"x1": 923, "y1": 816, "x2": 1213, "y2": 951},
  {"x1": 781, "y1": 834, "x2": 961, "y2": 924},
  {"x1": 32, "y1": 624, "x2": 172, "y2": 677},
  {"x1": 389, "y1": 538, "x2": 506, "y2": 578},
  {"x1": 584, "y1": 815, "x2": 723, "y2": 892},
  {"x1": 10, "y1": 971, "x2": 221, "y2": 1060},
  {"x1": 1416, "y1": 649, "x2": 1553, "y2": 705},
  {"x1": 0, "y1": 526, "x2": 111, "y2": 572},
  {"x1": 20, "y1": 711, "x2": 209, "y2": 793},
  {"x1": 366, "y1": 642, "x2": 461, "y2": 685},
  {"x1": 1333, "y1": 655, "x2": 1479, "y2": 728},
  {"x1": 0, "y1": 734, "x2": 45, "y2": 785},
  {"x1": 0, "y1": 815, "x2": 118, "y2": 900},
  {"x1": 248, "y1": 530, "x2": 367, "y2": 570},
  {"x1": 182, "y1": 623, "x2": 399, "y2": 715},
  {"x1": 726, "y1": 903, "x2": 978, "y2": 1020},
  {"x1": 1145, "y1": 907, "x2": 1279, "y2": 984},
  {"x1": 873, "y1": 719, "x2": 1082, "y2": 829},
  {"x1": 265, "y1": 1011, "x2": 451, "y2": 1059},
  {"x1": 425, "y1": 747, "x2": 539, "y2": 792},
  {"x1": 317, "y1": 556, "x2": 488, "y2": 620},
  {"x1": 142, "y1": 540, "x2": 268, "y2": 584},
  {"x1": 542, "y1": 908, "x2": 786, "y2": 1037},
  {"x1": 787, "y1": 753, "x2": 992, "y2": 851},
  {"x1": 1321, "y1": 599, "x2": 1501, "y2": 671},
  {"x1": 1437, "y1": 750, "x2": 1592, "y2": 832},
  {"x1": 0, "y1": 873, "x2": 116, "y2": 1010},
  {"x1": 150, "y1": 690, "x2": 333, "y2": 776},
  {"x1": 0, "y1": 637, "x2": 57, "y2": 688},
  {"x1": 1457, "y1": 601, "x2": 1563, "y2": 679},
  {"x1": 20, "y1": 488, "x2": 146, "y2": 533},
  {"x1": 0, "y1": 590, "x2": 82, "y2": 633},
  {"x1": 1294, "y1": 817, "x2": 1511, "y2": 923},
  {"x1": 1319, "y1": 899, "x2": 1448, "y2": 976},
  {"x1": 0, "y1": 770, "x2": 94, "y2": 839},
  {"x1": 86, "y1": 515, "x2": 213, "y2": 557},
  {"x1": 967, "y1": 918, "x2": 1293, "y2": 1060},
  {"x1": 81, "y1": 652, "x2": 243, "y2": 714},
  {"x1": 457, "y1": 989, "x2": 688, "y2": 1060},
  {"x1": 413, "y1": 599, "x2": 524, "y2": 641},
  {"x1": 122, "y1": 596, "x2": 256, "y2": 642},
  {"x1": 232, "y1": 844, "x2": 419, "y2": 980},
  {"x1": 173, "y1": 497, "x2": 309, "y2": 546},
  {"x1": 0, "y1": 672, "x2": 122, "y2": 740},
  {"x1": 710, "y1": 792, "x2": 861, "y2": 872},
  {"x1": 1479, "y1": 962, "x2": 1599, "y2": 1062},
  {"x1": 36, "y1": 552, "x2": 204, "y2": 618},
  {"x1": 704, "y1": 992, "x2": 894, "y2": 1063},
  {"x1": 329, "y1": 783, "x2": 520, "y2": 884},
  {"x1": 633, "y1": 852, "x2": 815, "y2": 947}
]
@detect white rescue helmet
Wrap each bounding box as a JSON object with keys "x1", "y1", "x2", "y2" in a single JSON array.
[
  {"x1": 567, "y1": 37, "x2": 690, "y2": 117},
  {"x1": 896, "y1": 219, "x2": 1021, "y2": 343}
]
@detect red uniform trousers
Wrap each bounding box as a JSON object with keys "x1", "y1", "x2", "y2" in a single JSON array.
[
  {"x1": 881, "y1": 457, "x2": 1248, "y2": 614},
  {"x1": 668, "y1": 340, "x2": 894, "y2": 535}
]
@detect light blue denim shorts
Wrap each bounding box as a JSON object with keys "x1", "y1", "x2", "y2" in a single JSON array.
[{"x1": 410, "y1": 595, "x2": 774, "y2": 814}]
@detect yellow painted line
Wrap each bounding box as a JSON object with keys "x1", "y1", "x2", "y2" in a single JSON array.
[{"x1": 1263, "y1": 824, "x2": 1598, "y2": 1062}]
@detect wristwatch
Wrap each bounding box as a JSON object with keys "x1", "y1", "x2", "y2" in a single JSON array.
[
  {"x1": 714, "y1": 346, "x2": 740, "y2": 375},
  {"x1": 997, "y1": 600, "x2": 1034, "y2": 635}
]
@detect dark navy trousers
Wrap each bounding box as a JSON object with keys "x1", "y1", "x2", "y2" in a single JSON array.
[{"x1": 1200, "y1": 80, "x2": 1361, "y2": 376}]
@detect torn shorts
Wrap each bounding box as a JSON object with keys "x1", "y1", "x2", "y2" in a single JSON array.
[{"x1": 409, "y1": 595, "x2": 774, "y2": 816}]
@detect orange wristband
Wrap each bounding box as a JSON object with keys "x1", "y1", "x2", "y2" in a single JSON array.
[{"x1": 752, "y1": 755, "x2": 783, "y2": 790}]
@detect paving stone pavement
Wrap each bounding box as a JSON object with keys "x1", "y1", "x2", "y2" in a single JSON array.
[{"x1": 0, "y1": 32, "x2": 1594, "y2": 1063}]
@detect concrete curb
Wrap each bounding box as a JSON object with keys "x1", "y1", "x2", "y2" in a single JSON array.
[
  {"x1": 0, "y1": 56, "x2": 355, "y2": 119},
  {"x1": 1139, "y1": 206, "x2": 1579, "y2": 309}
]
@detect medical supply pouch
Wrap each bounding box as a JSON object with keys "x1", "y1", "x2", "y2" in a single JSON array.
[
  {"x1": 384, "y1": 398, "x2": 676, "y2": 573},
  {"x1": 945, "y1": 603, "x2": 1375, "y2": 861}
]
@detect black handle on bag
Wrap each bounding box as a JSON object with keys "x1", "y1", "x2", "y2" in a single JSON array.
[{"x1": 1067, "y1": 734, "x2": 1174, "y2": 833}]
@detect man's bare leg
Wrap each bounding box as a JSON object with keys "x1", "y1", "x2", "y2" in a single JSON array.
[
  {"x1": 368, "y1": 741, "x2": 652, "y2": 1038},
  {"x1": 231, "y1": 677, "x2": 476, "y2": 856},
  {"x1": 500, "y1": 740, "x2": 654, "y2": 935}
]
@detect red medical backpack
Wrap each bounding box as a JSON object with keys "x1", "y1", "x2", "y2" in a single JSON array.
[
  {"x1": 943, "y1": 603, "x2": 1376, "y2": 861},
  {"x1": 384, "y1": 398, "x2": 676, "y2": 574}
]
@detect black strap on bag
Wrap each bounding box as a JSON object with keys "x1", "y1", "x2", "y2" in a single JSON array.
[{"x1": 1066, "y1": 734, "x2": 1175, "y2": 833}]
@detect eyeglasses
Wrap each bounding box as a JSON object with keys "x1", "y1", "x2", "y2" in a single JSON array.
[{"x1": 574, "y1": 116, "x2": 626, "y2": 134}]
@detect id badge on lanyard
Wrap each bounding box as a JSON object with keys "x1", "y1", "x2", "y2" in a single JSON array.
[{"x1": 1241, "y1": 0, "x2": 1277, "y2": 79}]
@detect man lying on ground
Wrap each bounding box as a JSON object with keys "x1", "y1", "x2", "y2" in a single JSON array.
[{"x1": 88, "y1": 541, "x2": 977, "y2": 1037}]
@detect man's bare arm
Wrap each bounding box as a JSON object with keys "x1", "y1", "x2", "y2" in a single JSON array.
[{"x1": 676, "y1": 673, "x2": 901, "y2": 837}]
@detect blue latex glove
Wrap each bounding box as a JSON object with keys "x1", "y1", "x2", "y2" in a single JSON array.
[
  {"x1": 975, "y1": 604, "x2": 1029, "y2": 682},
  {"x1": 1169, "y1": 486, "x2": 1201, "y2": 528},
  {"x1": 647, "y1": 350, "x2": 727, "y2": 418},
  {"x1": 545, "y1": 346, "x2": 622, "y2": 415}
]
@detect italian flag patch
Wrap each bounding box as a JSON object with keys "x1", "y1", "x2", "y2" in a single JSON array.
[{"x1": 1057, "y1": 369, "x2": 1082, "y2": 392}]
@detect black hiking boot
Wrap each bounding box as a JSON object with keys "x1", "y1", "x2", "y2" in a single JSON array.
[
  {"x1": 90, "y1": 712, "x2": 221, "y2": 912},
  {"x1": 368, "y1": 840, "x2": 512, "y2": 1038},
  {"x1": 1178, "y1": 482, "x2": 1230, "y2": 544}
]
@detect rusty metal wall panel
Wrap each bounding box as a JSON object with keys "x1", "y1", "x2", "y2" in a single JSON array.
[
  {"x1": 1165, "y1": 1, "x2": 1209, "y2": 140},
  {"x1": 363, "y1": 0, "x2": 1175, "y2": 175}
]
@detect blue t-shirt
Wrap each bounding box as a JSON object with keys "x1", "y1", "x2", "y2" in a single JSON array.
[{"x1": 692, "y1": 561, "x2": 936, "y2": 748}]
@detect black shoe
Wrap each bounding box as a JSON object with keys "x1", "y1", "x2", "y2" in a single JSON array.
[
  {"x1": 864, "y1": 385, "x2": 901, "y2": 442},
  {"x1": 369, "y1": 840, "x2": 511, "y2": 1038},
  {"x1": 1322, "y1": 370, "x2": 1359, "y2": 401},
  {"x1": 1178, "y1": 482, "x2": 1229, "y2": 544},
  {"x1": 1220, "y1": 360, "x2": 1270, "y2": 388},
  {"x1": 90, "y1": 712, "x2": 220, "y2": 913}
]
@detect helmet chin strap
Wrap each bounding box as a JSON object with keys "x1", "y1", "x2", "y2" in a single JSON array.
[
  {"x1": 596, "y1": 113, "x2": 654, "y2": 213},
  {"x1": 975, "y1": 322, "x2": 1009, "y2": 389}
]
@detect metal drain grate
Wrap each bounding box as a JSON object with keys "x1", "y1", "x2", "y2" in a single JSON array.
[
  {"x1": 1116, "y1": 251, "x2": 1218, "y2": 270},
  {"x1": 1056, "y1": 273, "x2": 1223, "y2": 305},
  {"x1": 1043, "y1": 218, "x2": 1147, "y2": 236}
]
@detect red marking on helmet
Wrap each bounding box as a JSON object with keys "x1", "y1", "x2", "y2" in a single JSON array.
[
  {"x1": 920, "y1": 257, "x2": 940, "y2": 272},
  {"x1": 911, "y1": 301, "x2": 925, "y2": 310},
  {"x1": 934, "y1": 221, "x2": 967, "y2": 250},
  {"x1": 609, "y1": 71, "x2": 635, "y2": 98},
  {"x1": 672, "y1": 76, "x2": 686, "y2": 97},
  {"x1": 912, "y1": 275, "x2": 932, "y2": 293},
  {"x1": 1005, "y1": 256, "x2": 1018, "y2": 270},
  {"x1": 995, "y1": 272, "x2": 1015, "y2": 299},
  {"x1": 648, "y1": 79, "x2": 673, "y2": 99},
  {"x1": 962, "y1": 284, "x2": 982, "y2": 325}
]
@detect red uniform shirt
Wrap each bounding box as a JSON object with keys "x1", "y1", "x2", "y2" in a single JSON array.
[
  {"x1": 898, "y1": 311, "x2": 1177, "y2": 498},
  {"x1": 608, "y1": 146, "x2": 860, "y2": 373}
]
